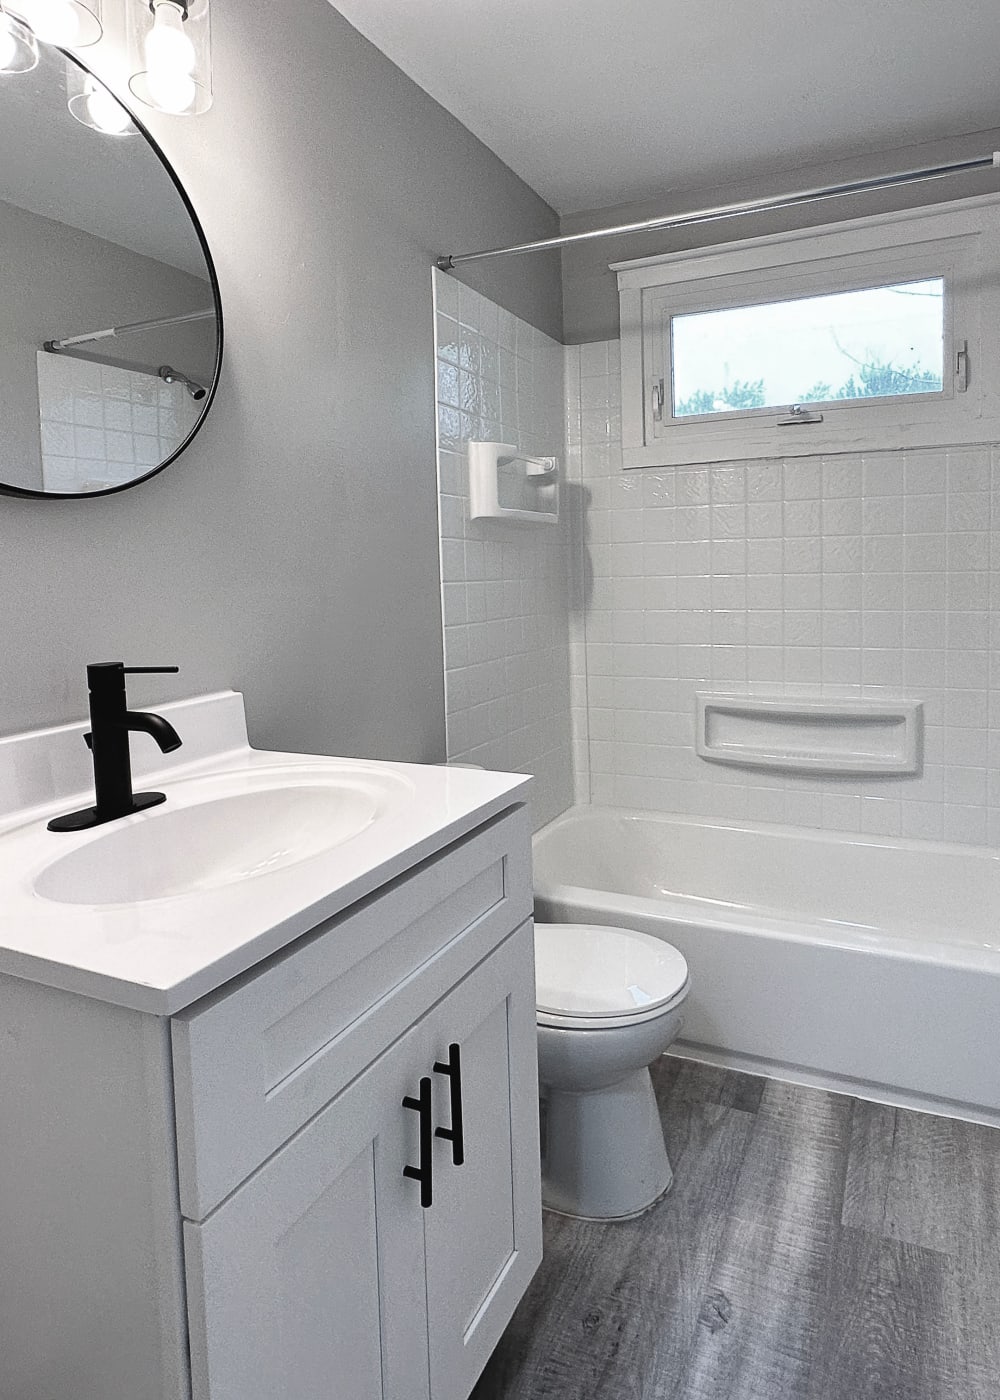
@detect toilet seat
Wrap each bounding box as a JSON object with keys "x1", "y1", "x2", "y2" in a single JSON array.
[
  {"x1": 537, "y1": 992, "x2": 688, "y2": 1032},
  {"x1": 534, "y1": 922, "x2": 689, "y2": 1030}
]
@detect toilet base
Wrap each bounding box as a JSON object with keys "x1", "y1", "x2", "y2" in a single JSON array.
[
  {"x1": 543, "y1": 1173, "x2": 674, "y2": 1223},
  {"x1": 540, "y1": 1066, "x2": 672, "y2": 1220}
]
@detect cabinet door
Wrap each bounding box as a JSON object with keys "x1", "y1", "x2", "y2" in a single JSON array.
[
  {"x1": 183, "y1": 1026, "x2": 431, "y2": 1400},
  {"x1": 422, "y1": 921, "x2": 543, "y2": 1400}
]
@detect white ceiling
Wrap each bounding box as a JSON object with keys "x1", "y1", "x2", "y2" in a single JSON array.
[
  {"x1": 0, "y1": 45, "x2": 209, "y2": 278},
  {"x1": 332, "y1": 0, "x2": 1000, "y2": 214}
]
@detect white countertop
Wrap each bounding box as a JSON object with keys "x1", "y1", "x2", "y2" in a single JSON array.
[{"x1": 0, "y1": 692, "x2": 531, "y2": 1014}]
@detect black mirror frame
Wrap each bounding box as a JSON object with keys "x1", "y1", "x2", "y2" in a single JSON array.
[{"x1": 0, "y1": 46, "x2": 223, "y2": 502}]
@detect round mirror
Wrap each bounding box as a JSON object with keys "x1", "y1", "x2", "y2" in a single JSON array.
[{"x1": 0, "y1": 43, "x2": 221, "y2": 498}]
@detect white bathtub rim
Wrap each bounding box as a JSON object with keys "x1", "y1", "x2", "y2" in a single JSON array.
[
  {"x1": 537, "y1": 801, "x2": 1000, "y2": 864},
  {"x1": 666, "y1": 1043, "x2": 1000, "y2": 1133},
  {"x1": 535, "y1": 879, "x2": 1000, "y2": 978},
  {"x1": 533, "y1": 806, "x2": 1000, "y2": 972}
]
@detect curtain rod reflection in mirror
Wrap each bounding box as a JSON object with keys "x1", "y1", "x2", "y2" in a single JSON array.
[{"x1": 43, "y1": 306, "x2": 215, "y2": 352}]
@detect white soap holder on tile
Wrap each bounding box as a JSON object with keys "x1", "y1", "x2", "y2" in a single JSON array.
[
  {"x1": 468, "y1": 441, "x2": 559, "y2": 525},
  {"x1": 696, "y1": 694, "x2": 923, "y2": 776}
]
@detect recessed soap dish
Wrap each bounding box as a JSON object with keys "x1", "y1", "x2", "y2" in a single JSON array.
[
  {"x1": 696, "y1": 694, "x2": 923, "y2": 776},
  {"x1": 468, "y1": 441, "x2": 559, "y2": 525}
]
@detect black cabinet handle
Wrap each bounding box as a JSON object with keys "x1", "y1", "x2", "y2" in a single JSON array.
[
  {"x1": 402, "y1": 1077, "x2": 433, "y2": 1208},
  {"x1": 433, "y1": 1043, "x2": 465, "y2": 1167}
]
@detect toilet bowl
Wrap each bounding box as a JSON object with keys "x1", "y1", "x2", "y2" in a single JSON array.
[{"x1": 534, "y1": 922, "x2": 689, "y2": 1221}]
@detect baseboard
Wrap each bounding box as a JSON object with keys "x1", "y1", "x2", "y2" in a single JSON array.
[{"x1": 668, "y1": 1040, "x2": 1000, "y2": 1131}]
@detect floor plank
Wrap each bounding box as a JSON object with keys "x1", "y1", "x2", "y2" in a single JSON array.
[
  {"x1": 840, "y1": 1097, "x2": 895, "y2": 1233},
  {"x1": 671, "y1": 1081, "x2": 853, "y2": 1400},
  {"x1": 654, "y1": 1056, "x2": 766, "y2": 1114},
  {"x1": 842, "y1": 1097, "x2": 1000, "y2": 1258},
  {"x1": 475, "y1": 1057, "x2": 1000, "y2": 1400},
  {"x1": 805, "y1": 1228, "x2": 963, "y2": 1400},
  {"x1": 884, "y1": 1108, "x2": 967, "y2": 1255}
]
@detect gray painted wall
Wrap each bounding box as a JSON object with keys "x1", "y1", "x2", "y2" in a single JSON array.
[
  {"x1": 0, "y1": 0, "x2": 560, "y2": 760},
  {"x1": 1, "y1": 198, "x2": 214, "y2": 492},
  {"x1": 561, "y1": 128, "x2": 1000, "y2": 343}
]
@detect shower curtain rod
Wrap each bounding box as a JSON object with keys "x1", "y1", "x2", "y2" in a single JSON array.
[
  {"x1": 435, "y1": 153, "x2": 1000, "y2": 270},
  {"x1": 44, "y1": 307, "x2": 216, "y2": 352}
]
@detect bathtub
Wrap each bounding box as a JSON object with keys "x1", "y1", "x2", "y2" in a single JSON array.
[{"x1": 533, "y1": 806, "x2": 1000, "y2": 1125}]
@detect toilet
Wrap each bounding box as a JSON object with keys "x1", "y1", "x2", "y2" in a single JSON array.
[{"x1": 534, "y1": 922, "x2": 690, "y2": 1221}]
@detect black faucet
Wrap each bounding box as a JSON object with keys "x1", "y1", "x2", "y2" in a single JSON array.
[{"x1": 48, "y1": 663, "x2": 183, "y2": 833}]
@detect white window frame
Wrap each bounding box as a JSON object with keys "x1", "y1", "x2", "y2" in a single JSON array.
[{"x1": 614, "y1": 195, "x2": 1000, "y2": 467}]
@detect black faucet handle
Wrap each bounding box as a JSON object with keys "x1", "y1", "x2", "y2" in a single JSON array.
[{"x1": 123, "y1": 666, "x2": 180, "y2": 676}]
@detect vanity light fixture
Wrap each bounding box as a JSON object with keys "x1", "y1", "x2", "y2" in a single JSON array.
[
  {"x1": 0, "y1": 5, "x2": 39, "y2": 71},
  {"x1": 8, "y1": 0, "x2": 102, "y2": 48},
  {"x1": 127, "y1": 0, "x2": 211, "y2": 116},
  {"x1": 67, "y1": 62, "x2": 136, "y2": 134}
]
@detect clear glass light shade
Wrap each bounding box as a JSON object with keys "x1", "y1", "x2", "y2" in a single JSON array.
[
  {"x1": 0, "y1": 6, "x2": 38, "y2": 70},
  {"x1": 9, "y1": 0, "x2": 102, "y2": 48},
  {"x1": 66, "y1": 61, "x2": 137, "y2": 134},
  {"x1": 127, "y1": 0, "x2": 211, "y2": 116}
]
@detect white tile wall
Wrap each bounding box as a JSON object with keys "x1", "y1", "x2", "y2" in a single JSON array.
[
  {"x1": 565, "y1": 339, "x2": 1000, "y2": 846},
  {"x1": 37, "y1": 353, "x2": 200, "y2": 493},
  {"x1": 434, "y1": 271, "x2": 574, "y2": 829}
]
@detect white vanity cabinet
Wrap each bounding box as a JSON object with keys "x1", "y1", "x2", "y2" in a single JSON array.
[
  {"x1": 184, "y1": 923, "x2": 538, "y2": 1400},
  {"x1": 0, "y1": 795, "x2": 540, "y2": 1400}
]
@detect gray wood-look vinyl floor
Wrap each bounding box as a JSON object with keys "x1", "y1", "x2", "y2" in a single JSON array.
[{"x1": 473, "y1": 1058, "x2": 1000, "y2": 1400}]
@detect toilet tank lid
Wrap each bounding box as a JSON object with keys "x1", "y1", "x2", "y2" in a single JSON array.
[{"x1": 534, "y1": 922, "x2": 689, "y2": 1019}]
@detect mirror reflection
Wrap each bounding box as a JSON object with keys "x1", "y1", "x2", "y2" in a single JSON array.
[{"x1": 1, "y1": 43, "x2": 220, "y2": 498}]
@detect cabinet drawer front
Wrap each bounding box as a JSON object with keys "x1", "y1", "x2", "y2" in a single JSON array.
[{"x1": 172, "y1": 806, "x2": 531, "y2": 1220}]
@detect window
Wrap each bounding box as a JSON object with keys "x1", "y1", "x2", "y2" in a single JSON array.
[
  {"x1": 615, "y1": 199, "x2": 1000, "y2": 467},
  {"x1": 671, "y1": 278, "x2": 945, "y2": 417}
]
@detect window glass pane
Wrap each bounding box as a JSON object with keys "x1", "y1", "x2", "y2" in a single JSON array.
[{"x1": 671, "y1": 278, "x2": 944, "y2": 417}]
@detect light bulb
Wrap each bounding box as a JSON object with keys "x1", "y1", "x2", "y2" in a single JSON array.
[
  {"x1": 147, "y1": 1, "x2": 194, "y2": 70},
  {"x1": 20, "y1": 0, "x2": 80, "y2": 45},
  {"x1": 0, "y1": 9, "x2": 38, "y2": 71},
  {"x1": 0, "y1": 16, "x2": 16, "y2": 66},
  {"x1": 146, "y1": 64, "x2": 194, "y2": 112},
  {"x1": 145, "y1": 0, "x2": 196, "y2": 112},
  {"x1": 84, "y1": 75, "x2": 130, "y2": 133}
]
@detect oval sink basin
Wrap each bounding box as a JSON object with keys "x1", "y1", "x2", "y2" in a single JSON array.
[{"x1": 35, "y1": 777, "x2": 405, "y2": 906}]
